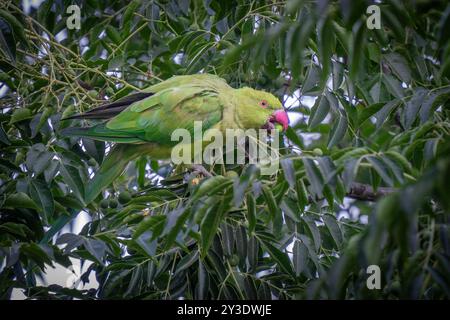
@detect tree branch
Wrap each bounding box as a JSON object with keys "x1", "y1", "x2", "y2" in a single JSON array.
[{"x1": 346, "y1": 182, "x2": 396, "y2": 201}]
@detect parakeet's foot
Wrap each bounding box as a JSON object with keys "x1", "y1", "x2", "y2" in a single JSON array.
[
  {"x1": 184, "y1": 164, "x2": 212, "y2": 186},
  {"x1": 183, "y1": 164, "x2": 212, "y2": 181},
  {"x1": 190, "y1": 164, "x2": 212, "y2": 177}
]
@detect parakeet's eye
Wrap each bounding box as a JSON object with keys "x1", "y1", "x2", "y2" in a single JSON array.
[{"x1": 259, "y1": 100, "x2": 268, "y2": 108}]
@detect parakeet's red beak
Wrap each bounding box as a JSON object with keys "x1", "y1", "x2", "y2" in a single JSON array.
[
  {"x1": 261, "y1": 110, "x2": 289, "y2": 132},
  {"x1": 270, "y1": 110, "x2": 289, "y2": 131}
]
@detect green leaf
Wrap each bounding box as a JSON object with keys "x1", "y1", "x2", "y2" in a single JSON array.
[
  {"x1": 124, "y1": 265, "x2": 143, "y2": 297},
  {"x1": 367, "y1": 156, "x2": 394, "y2": 187},
  {"x1": 236, "y1": 225, "x2": 248, "y2": 264},
  {"x1": 198, "y1": 260, "x2": 209, "y2": 299},
  {"x1": 44, "y1": 160, "x2": 59, "y2": 184},
  {"x1": 0, "y1": 123, "x2": 10, "y2": 145},
  {"x1": 233, "y1": 165, "x2": 259, "y2": 207},
  {"x1": 261, "y1": 241, "x2": 294, "y2": 276},
  {"x1": 30, "y1": 107, "x2": 52, "y2": 138},
  {"x1": 122, "y1": 0, "x2": 140, "y2": 27},
  {"x1": 82, "y1": 138, "x2": 105, "y2": 164},
  {"x1": 419, "y1": 92, "x2": 438, "y2": 124},
  {"x1": 193, "y1": 175, "x2": 232, "y2": 202},
  {"x1": 146, "y1": 261, "x2": 156, "y2": 287},
  {"x1": 247, "y1": 236, "x2": 259, "y2": 272},
  {"x1": 309, "y1": 95, "x2": 330, "y2": 129},
  {"x1": 385, "y1": 150, "x2": 412, "y2": 173},
  {"x1": 4, "y1": 192, "x2": 39, "y2": 210},
  {"x1": 296, "y1": 178, "x2": 309, "y2": 211},
  {"x1": 135, "y1": 231, "x2": 157, "y2": 256},
  {"x1": 280, "y1": 158, "x2": 296, "y2": 188},
  {"x1": 300, "y1": 215, "x2": 321, "y2": 251},
  {"x1": 285, "y1": 127, "x2": 304, "y2": 149},
  {"x1": 404, "y1": 88, "x2": 427, "y2": 129},
  {"x1": 328, "y1": 112, "x2": 348, "y2": 148},
  {"x1": 0, "y1": 222, "x2": 33, "y2": 238},
  {"x1": 29, "y1": 179, "x2": 54, "y2": 224},
  {"x1": 175, "y1": 251, "x2": 199, "y2": 275},
  {"x1": 375, "y1": 99, "x2": 400, "y2": 128},
  {"x1": 26, "y1": 144, "x2": 52, "y2": 175},
  {"x1": 293, "y1": 240, "x2": 308, "y2": 276},
  {"x1": 318, "y1": 16, "x2": 334, "y2": 84},
  {"x1": 349, "y1": 21, "x2": 366, "y2": 79},
  {"x1": 20, "y1": 243, "x2": 53, "y2": 268},
  {"x1": 383, "y1": 75, "x2": 404, "y2": 99},
  {"x1": 40, "y1": 210, "x2": 79, "y2": 244},
  {"x1": 163, "y1": 206, "x2": 190, "y2": 249},
  {"x1": 262, "y1": 186, "x2": 281, "y2": 234},
  {"x1": 220, "y1": 223, "x2": 236, "y2": 257},
  {"x1": 55, "y1": 233, "x2": 84, "y2": 253},
  {"x1": 322, "y1": 214, "x2": 343, "y2": 248},
  {"x1": 381, "y1": 155, "x2": 404, "y2": 184},
  {"x1": 0, "y1": 9, "x2": 28, "y2": 48},
  {"x1": 108, "y1": 56, "x2": 125, "y2": 70},
  {"x1": 316, "y1": 156, "x2": 337, "y2": 186},
  {"x1": 83, "y1": 238, "x2": 107, "y2": 265},
  {"x1": 105, "y1": 26, "x2": 122, "y2": 45},
  {"x1": 134, "y1": 215, "x2": 166, "y2": 239},
  {"x1": 59, "y1": 162, "x2": 85, "y2": 204},
  {"x1": 281, "y1": 198, "x2": 300, "y2": 222},
  {"x1": 384, "y1": 52, "x2": 411, "y2": 83},
  {"x1": 302, "y1": 158, "x2": 324, "y2": 198},
  {"x1": 298, "y1": 234, "x2": 321, "y2": 274},
  {"x1": 200, "y1": 198, "x2": 227, "y2": 256},
  {"x1": 357, "y1": 102, "x2": 384, "y2": 127},
  {"x1": 0, "y1": 17, "x2": 16, "y2": 63},
  {"x1": 288, "y1": 18, "x2": 313, "y2": 83},
  {"x1": 325, "y1": 90, "x2": 340, "y2": 112},
  {"x1": 10, "y1": 108, "x2": 32, "y2": 123},
  {"x1": 332, "y1": 60, "x2": 344, "y2": 91},
  {"x1": 302, "y1": 64, "x2": 321, "y2": 94},
  {"x1": 245, "y1": 193, "x2": 256, "y2": 234}
]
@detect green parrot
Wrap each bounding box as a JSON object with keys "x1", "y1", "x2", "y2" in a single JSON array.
[{"x1": 61, "y1": 74, "x2": 289, "y2": 203}]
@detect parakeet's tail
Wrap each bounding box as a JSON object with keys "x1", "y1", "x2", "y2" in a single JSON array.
[
  {"x1": 60, "y1": 124, "x2": 143, "y2": 143},
  {"x1": 62, "y1": 92, "x2": 153, "y2": 120},
  {"x1": 85, "y1": 143, "x2": 149, "y2": 204}
]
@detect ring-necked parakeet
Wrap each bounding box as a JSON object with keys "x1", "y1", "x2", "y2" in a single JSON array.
[{"x1": 61, "y1": 74, "x2": 289, "y2": 203}]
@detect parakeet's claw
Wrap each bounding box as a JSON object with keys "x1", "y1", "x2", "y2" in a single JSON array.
[
  {"x1": 190, "y1": 164, "x2": 212, "y2": 177},
  {"x1": 184, "y1": 164, "x2": 212, "y2": 186}
]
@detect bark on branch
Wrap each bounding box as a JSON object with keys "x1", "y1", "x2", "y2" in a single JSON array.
[{"x1": 346, "y1": 182, "x2": 396, "y2": 201}]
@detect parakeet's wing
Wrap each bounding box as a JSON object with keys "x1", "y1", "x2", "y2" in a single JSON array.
[
  {"x1": 142, "y1": 73, "x2": 230, "y2": 93},
  {"x1": 105, "y1": 86, "x2": 223, "y2": 144},
  {"x1": 61, "y1": 74, "x2": 229, "y2": 144}
]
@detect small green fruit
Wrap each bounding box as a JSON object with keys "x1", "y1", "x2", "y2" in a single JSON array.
[
  {"x1": 87, "y1": 158, "x2": 97, "y2": 166},
  {"x1": 109, "y1": 199, "x2": 118, "y2": 208},
  {"x1": 87, "y1": 90, "x2": 98, "y2": 99},
  {"x1": 15, "y1": 151, "x2": 25, "y2": 164},
  {"x1": 225, "y1": 171, "x2": 238, "y2": 179},
  {"x1": 100, "y1": 199, "x2": 109, "y2": 209},
  {"x1": 229, "y1": 254, "x2": 239, "y2": 266},
  {"x1": 118, "y1": 191, "x2": 132, "y2": 204},
  {"x1": 313, "y1": 148, "x2": 323, "y2": 156}
]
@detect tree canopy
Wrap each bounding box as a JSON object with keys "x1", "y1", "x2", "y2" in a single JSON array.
[{"x1": 0, "y1": 0, "x2": 449, "y2": 299}]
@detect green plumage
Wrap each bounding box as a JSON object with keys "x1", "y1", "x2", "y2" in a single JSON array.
[{"x1": 61, "y1": 74, "x2": 284, "y2": 203}]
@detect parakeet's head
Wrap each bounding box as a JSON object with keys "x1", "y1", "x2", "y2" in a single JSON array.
[{"x1": 234, "y1": 87, "x2": 289, "y2": 131}]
